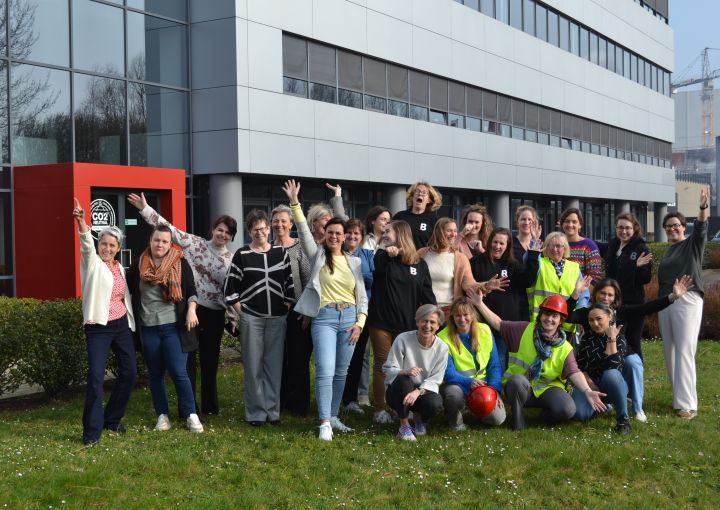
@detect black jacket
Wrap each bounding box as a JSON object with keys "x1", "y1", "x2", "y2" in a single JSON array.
[
  {"x1": 603, "y1": 236, "x2": 652, "y2": 304},
  {"x1": 126, "y1": 255, "x2": 198, "y2": 353}
]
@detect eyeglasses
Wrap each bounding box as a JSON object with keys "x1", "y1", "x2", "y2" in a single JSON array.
[
  {"x1": 664, "y1": 223, "x2": 683, "y2": 230},
  {"x1": 251, "y1": 227, "x2": 268, "y2": 233},
  {"x1": 615, "y1": 226, "x2": 633, "y2": 231},
  {"x1": 414, "y1": 189, "x2": 429, "y2": 196}
]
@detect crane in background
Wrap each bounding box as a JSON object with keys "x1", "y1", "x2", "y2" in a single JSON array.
[{"x1": 672, "y1": 47, "x2": 720, "y2": 148}]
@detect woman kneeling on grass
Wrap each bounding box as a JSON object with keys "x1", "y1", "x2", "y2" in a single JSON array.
[
  {"x1": 382, "y1": 305, "x2": 448, "y2": 441},
  {"x1": 438, "y1": 296, "x2": 505, "y2": 431},
  {"x1": 472, "y1": 290, "x2": 606, "y2": 431}
]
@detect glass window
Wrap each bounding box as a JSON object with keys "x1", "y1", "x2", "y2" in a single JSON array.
[
  {"x1": 283, "y1": 78, "x2": 307, "y2": 97},
  {"x1": 511, "y1": 99, "x2": 524, "y2": 127},
  {"x1": 283, "y1": 34, "x2": 307, "y2": 79},
  {"x1": 0, "y1": 168, "x2": 8, "y2": 189},
  {"x1": 0, "y1": 192, "x2": 12, "y2": 276},
  {"x1": 11, "y1": 0, "x2": 69, "y2": 66},
  {"x1": 598, "y1": 37, "x2": 607, "y2": 68},
  {"x1": 512, "y1": 126, "x2": 524, "y2": 139},
  {"x1": 615, "y1": 45, "x2": 623, "y2": 75},
  {"x1": 580, "y1": 28, "x2": 589, "y2": 60},
  {"x1": 497, "y1": 95, "x2": 511, "y2": 124},
  {"x1": 310, "y1": 83, "x2": 336, "y2": 104},
  {"x1": 409, "y1": 105, "x2": 428, "y2": 121},
  {"x1": 0, "y1": 63, "x2": 7, "y2": 164},
  {"x1": 569, "y1": 22, "x2": 579, "y2": 55},
  {"x1": 387, "y1": 64, "x2": 408, "y2": 101},
  {"x1": 551, "y1": 110, "x2": 561, "y2": 136},
  {"x1": 480, "y1": 0, "x2": 494, "y2": 17},
  {"x1": 558, "y1": 16, "x2": 569, "y2": 51},
  {"x1": 429, "y1": 76, "x2": 448, "y2": 112},
  {"x1": 127, "y1": 0, "x2": 188, "y2": 21},
  {"x1": 72, "y1": 0, "x2": 124, "y2": 76},
  {"x1": 129, "y1": 84, "x2": 188, "y2": 170},
  {"x1": 467, "y1": 117, "x2": 480, "y2": 131},
  {"x1": 510, "y1": 0, "x2": 522, "y2": 30},
  {"x1": 591, "y1": 122, "x2": 601, "y2": 144},
  {"x1": 496, "y1": 0, "x2": 509, "y2": 23},
  {"x1": 449, "y1": 82, "x2": 465, "y2": 115},
  {"x1": 449, "y1": 113, "x2": 464, "y2": 128},
  {"x1": 338, "y1": 51, "x2": 362, "y2": 92},
  {"x1": 464, "y1": 0, "x2": 479, "y2": 9},
  {"x1": 623, "y1": 49, "x2": 630, "y2": 78},
  {"x1": 127, "y1": 12, "x2": 188, "y2": 87},
  {"x1": 607, "y1": 42, "x2": 615, "y2": 72},
  {"x1": 638, "y1": 59, "x2": 645, "y2": 86},
  {"x1": 538, "y1": 106, "x2": 550, "y2": 133},
  {"x1": 525, "y1": 103, "x2": 538, "y2": 130},
  {"x1": 429, "y1": 110, "x2": 447, "y2": 125},
  {"x1": 364, "y1": 95, "x2": 386, "y2": 113},
  {"x1": 409, "y1": 70, "x2": 429, "y2": 107},
  {"x1": 467, "y1": 87, "x2": 482, "y2": 118},
  {"x1": 338, "y1": 89, "x2": 362, "y2": 109},
  {"x1": 11, "y1": 64, "x2": 71, "y2": 165},
  {"x1": 483, "y1": 91, "x2": 497, "y2": 120},
  {"x1": 664, "y1": 71, "x2": 670, "y2": 96},
  {"x1": 364, "y1": 58, "x2": 386, "y2": 98},
  {"x1": 74, "y1": 73, "x2": 126, "y2": 164},
  {"x1": 589, "y1": 33, "x2": 598, "y2": 64},
  {"x1": 547, "y1": 11, "x2": 559, "y2": 47},
  {"x1": 582, "y1": 119, "x2": 591, "y2": 143},
  {"x1": 388, "y1": 100, "x2": 408, "y2": 118},
  {"x1": 561, "y1": 112, "x2": 572, "y2": 138},
  {"x1": 535, "y1": 4, "x2": 547, "y2": 42},
  {"x1": 630, "y1": 54, "x2": 638, "y2": 82},
  {"x1": 309, "y1": 43, "x2": 336, "y2": 86},
  {"x1": 523, "y1": 0, "x2": 535, "y2": 36}
]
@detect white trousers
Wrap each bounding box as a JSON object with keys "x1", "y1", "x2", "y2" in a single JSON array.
[{"x1": 658, "y1": 291, "x2": 703, "y2": 411}]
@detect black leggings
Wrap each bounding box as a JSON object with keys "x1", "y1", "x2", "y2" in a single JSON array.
[
  {"x1": 186, "y1": 306, "x2": 226, "y2": 415},
  {"x1": 385, "y1": 375, "x2": 443, "y2": 421}
]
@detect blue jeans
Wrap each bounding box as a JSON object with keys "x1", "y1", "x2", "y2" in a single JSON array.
[
  {"x1": 573, "y1": 369, "x2": 629, "y2": 421},
  {"x1": 311, "y1": 305, "x2": 357, "y2": 421},
  {"x1": 83, "y1": 315, "x2": 137, "y2": 443},
  {"x1": 622, "y1": 354, "x2": 644, "y2": 414},
  {"x1": 142, "y1": 323, "x2": 196, "y2": 418}
]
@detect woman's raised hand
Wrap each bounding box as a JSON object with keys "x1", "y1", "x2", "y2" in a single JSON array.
[
  {"x1": 605, "y1": 322, "x2": 623, "y2": 341},
  {"x1": 485, "y1": 274, "x2": 510, "y2": 292},
  {"x1": 700, "y1": 187, "x2": 709, "y2": 209},
  {"x1": 672, "y1": 275, "x2": 693, "y2": 301},
  {"x1": 636, "y1": 252, "x2": 652, "y2": 267},
  {"x1": 530, "y1": 220, "x2": 542, "y2": 241},
  {"x1": 325, "y1": 182, "x2": 342, "y2": 197},
  {"x1": 73, "y1": 197, "x2": 89, "y2": 233},
  {"x1": 282, "y1": 179, "x2": 301, "y2": 204},
  {"x1": 573, "y1": 275, "x2": 593, "y2": 298},
  {"x1": 385, "y1": 246, "x2": 399, "y2": 258},
  {"x1": 127, "y1": 192, "x2": 148, "y2": 211}
]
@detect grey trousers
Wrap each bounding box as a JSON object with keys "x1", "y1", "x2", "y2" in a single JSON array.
[
  {"x1": 239, "y1": 313, "x2": 287, "y2": 422},
  {"x1": 504, "y1": 375, "x2": 575, "y2": 431},
  {"x1": 441, "y1": 384, "x2": 506, "y2": 427}
]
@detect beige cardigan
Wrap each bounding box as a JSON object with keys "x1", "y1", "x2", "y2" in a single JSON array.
[{"x1": 417, "y1": 247, "x2": 478, "y2": 301}]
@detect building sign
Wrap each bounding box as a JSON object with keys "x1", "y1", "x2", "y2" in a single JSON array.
[{"x1": 90, "y1": 199, "x2": 117, "y2": 233}]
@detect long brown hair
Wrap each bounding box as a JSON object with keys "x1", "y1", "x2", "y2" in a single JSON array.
[
  {"x1": 461, "y1": 203, "x2": 493, "y2": 247},
  {"x1": 447, "y1": 297, "x2": 480, "y2": 353},
  {"x1": 322, "y1": 218, "x2": 346, "y2": 274},
  {"x1": 388, "y1": 220, "x2": 420, "y2": 265},
  {"x1": 427, "y1": 217, "x2": 457, "y2": 253},
  {"x1": 482, "y1": 227, "x2": 516, "y2": 265}
]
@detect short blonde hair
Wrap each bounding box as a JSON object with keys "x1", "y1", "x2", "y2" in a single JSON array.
[
  {"x1": 405, "y1": 181, "x2": 442, "y2": 213},
  {"x1": 307, "y1": 204, "x2": 332, "y2": 233},
  {"x1": 542, "y1": 231, "x2": 571, "y2": 259}
]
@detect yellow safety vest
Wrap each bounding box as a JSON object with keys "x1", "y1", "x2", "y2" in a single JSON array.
[
  {"x1": 437, "y1": 322, "x2": 493, "y2": 381},
  {"x1": 503, "y1": 323, "x2": 573, "y2": 397},
  {"x1": 528, "y1": 256, "x2": 580, "y2": 333}
]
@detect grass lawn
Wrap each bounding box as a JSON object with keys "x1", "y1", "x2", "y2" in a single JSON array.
[{"x1": 1, "y1": 340, "x2": 719, "y2": 509}]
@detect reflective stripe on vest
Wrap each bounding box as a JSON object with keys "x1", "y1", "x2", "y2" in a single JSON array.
[
  {"x1": 437, "y1": 322, "x2": 493, "y2": 382},
  {"x1": 503, "y1": 323, "x2": 573, "y2": 397},
  {"x1": 528, "y1": 256, "x2": 580, "y2": 334}
]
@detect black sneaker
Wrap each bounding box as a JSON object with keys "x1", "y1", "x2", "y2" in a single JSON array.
[
  {"x1": 615, "y1": 417, "x2": 631, "y2": 435},
  {"x1": 104, "y1": 422, "x2": 126, "y2": 433}
]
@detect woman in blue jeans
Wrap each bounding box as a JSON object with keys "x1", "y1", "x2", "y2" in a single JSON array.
[
  {"x1": 284, "y1": 180, "x2": 368, "y2": 441},
  {"x1": 127, "y1": 225, "x2": 203, "y2": 433},
  {"x1": 74, "y1": 198, "x2": 136, "y2": 447},
  {"x1": 573, "y1": 303, "x2": 631, "y2": 434}
]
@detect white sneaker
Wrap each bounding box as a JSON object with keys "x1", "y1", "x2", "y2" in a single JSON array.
[
  {"x1": 330, "y1": 416, "x2": 354, "y2": 432},
  {"x1": 154, "y1": 414, "x2": 171, "y2": 431},
  {"x1": 318, "y1": 423, "x2": 333, "y2": 441},
  {"x1": 345, "y1": 401, "x2": 364, "y2": 414},
  {"x1": 358, "y1": 394, "x2": 371, "y2": 407},
  {"x1": 635, "y1": 410, "x2": 648, "y2": 423},
  {"x1": 452, "y1": 422, "x2": 467, "y2": 432},
  {"x1": 373, "y1": 410, "x2": 395, "y2": 424},
  {"x1": 186, "y1": 413, "x2": 204, "y2": 433}
]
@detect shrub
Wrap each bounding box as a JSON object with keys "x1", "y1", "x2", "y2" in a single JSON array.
[
  {"x1": 643, "y1": 278, "x2": 720, "y2": 340},
  {"x1": 0, "y1": 297, "x2": 39, "y2": 395},
  {"x1": 647, "y1": 241, "x2": 720, "y2": 273}
]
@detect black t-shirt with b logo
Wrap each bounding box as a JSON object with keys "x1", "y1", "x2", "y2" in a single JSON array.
[{"x1": 392, "y1": 209, "x2": 439, "y2": 249}]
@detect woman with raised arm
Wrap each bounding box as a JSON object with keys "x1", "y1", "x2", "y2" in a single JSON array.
[
  {"x1": 305, "y1": 183, "x2": 350, "y2": 245},
  {"x1": 560, "y1": 207, "x2": 604, "y2": 285},
  {"x1": 127, "y1": 192, "x2": 236, "y2": 416},
  {"x1": 283, "y1": 180, "x2": 368, "y2": 441},
  {"x1": 604, "y1": 212, "x2": 653, "y2": 360},
  {"x1": 383, "y1": 305, "x2": 448, "y2": 441},
  {"x1": 657, "y1": 188, "x2": 710, "y2": 420},
  {"x1": 470, "y1": 289, "x2": 606, "y2": 431},
  {"x1": 392, "y1": 181, "x2": 442, "y2": 249},
  {"x1": 126, "y1": 225, "x2": 203, "y2": 433},
  {"x1": 74, "y1": 198, "x2": 136, "y2": 447},
  {"x1": 367, "y1": 220, "x2": 436, "y2": 424},
  {"x1": 455, "y1": 204, "x2": 492, "y2": 259},
  {"x1": 512, "y1": 205, "x2": 542, "y2": 320}
]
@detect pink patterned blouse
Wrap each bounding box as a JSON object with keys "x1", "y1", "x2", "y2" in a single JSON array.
[{"x1": 106, "y1": 261, "x2": 128, "y2": 321}]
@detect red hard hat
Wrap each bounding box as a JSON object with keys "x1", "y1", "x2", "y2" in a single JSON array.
[
  {"x1": 466, "y1": 386, "x2": 497, "y2": 418},
  {"x1": 539, "y1": 294, "x2": 568, "y2": 318}
]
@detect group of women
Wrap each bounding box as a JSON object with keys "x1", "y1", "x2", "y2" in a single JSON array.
[{"x1": 75, "y1": 180, "x2": 710, "y2": 445}]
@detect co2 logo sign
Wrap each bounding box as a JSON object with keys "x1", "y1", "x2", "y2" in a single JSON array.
[{"x1": 90, "y1": 199, "x2": 117, "y2": 233}]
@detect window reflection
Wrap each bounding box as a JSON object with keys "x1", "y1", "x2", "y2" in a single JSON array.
[
  {"x1": 74, "y1": 73, "x2": 126, "y2": 164},
  {"x1": 0, "y1": 192, "x2": 12, "y2": 276},
  {"x1": 129, "y1": 83, "x2": 188, "y2": 170},
  {"x1": 11, "y1": 64, "x2": 71, "y2": 165},
  {"x1": 127, "y1": 12, "x2": 187, "y2": 87},
  {"x1": 127, "y1": 0, "x2": 188, "y2": 21},
  {"x1": 10, "y1": 0, "x2": 69, "y2": 66},
  {"x1": 72, "y1": 0, "x2": 124, "y2": 76},
  {"x1": 0, "y1": 63, "x2": 8, "y2": 163}
]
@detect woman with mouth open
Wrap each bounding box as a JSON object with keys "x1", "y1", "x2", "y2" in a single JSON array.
[{"x1": 392, "y1": 181, "x2": 442, "y2": 249}]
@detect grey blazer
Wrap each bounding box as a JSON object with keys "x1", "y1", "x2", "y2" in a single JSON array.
[{"x1": 291, "y1": 204, "x2": 368, "y2": 319}]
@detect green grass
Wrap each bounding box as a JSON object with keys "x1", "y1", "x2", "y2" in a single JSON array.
[{"x1": 2, "y1": 341, "x2": 719, "y2": 509}]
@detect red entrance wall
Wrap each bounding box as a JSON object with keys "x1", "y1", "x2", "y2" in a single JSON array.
[{"x1": 13, "y1": 163, "x2": 186, "y2": 299}]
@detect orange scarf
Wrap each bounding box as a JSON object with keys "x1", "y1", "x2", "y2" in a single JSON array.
[{"x1": 139, "y1": 247, "x2": 184, "y2": 303}]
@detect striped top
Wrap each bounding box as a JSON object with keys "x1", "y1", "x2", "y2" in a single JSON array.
[
  {"x1": 568, "y1": 238, "x2": 604, "y2": 285},
  {"x1": 225, "y1": 245, "x2": 294, "y2": 318}
]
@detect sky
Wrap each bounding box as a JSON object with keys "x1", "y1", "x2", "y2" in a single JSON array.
[{"x1": 670, "y1": 0, "x2": 720, "y2": 87}]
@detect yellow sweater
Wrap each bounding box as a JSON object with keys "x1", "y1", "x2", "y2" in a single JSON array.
[{"x1": 319, "y1": 255, "x2": 366, "y2": 328}]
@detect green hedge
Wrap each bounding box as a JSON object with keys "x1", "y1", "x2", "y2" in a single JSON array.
[{"x1": 646, "y1": 240, "x2": 720, "y2": 274}]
